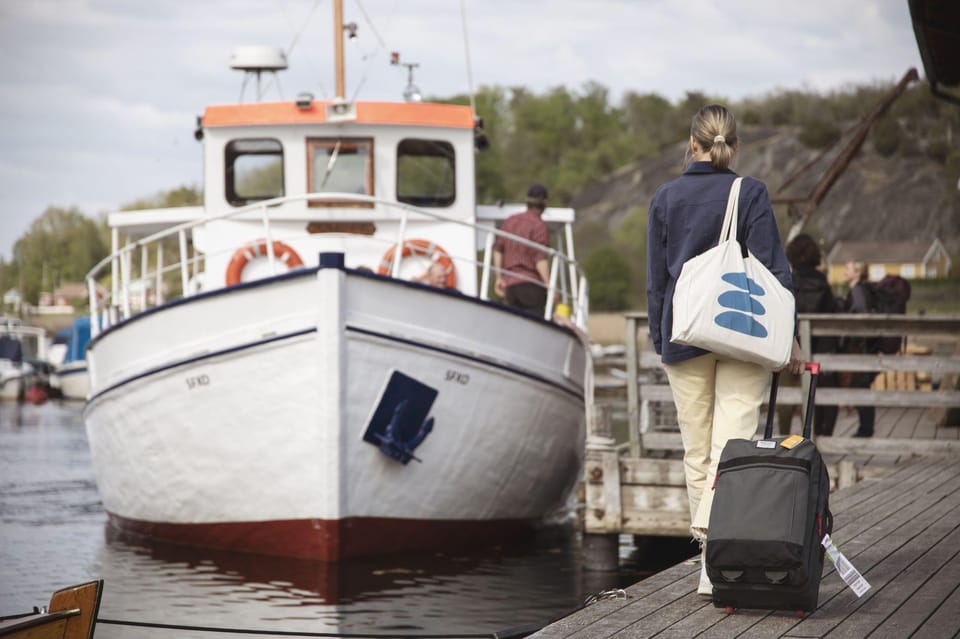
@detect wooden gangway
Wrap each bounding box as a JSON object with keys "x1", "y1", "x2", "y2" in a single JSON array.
[
  {"x1": 534, "y1": 453, "x2": 960, "y2": 637},
  {"x1": 584, "y1": 313, "x2": 960, "y2": 541}
]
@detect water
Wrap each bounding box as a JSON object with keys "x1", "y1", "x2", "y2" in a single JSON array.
[{"x1": 0, "y1": 401, "x2": 695, "y2": 637}]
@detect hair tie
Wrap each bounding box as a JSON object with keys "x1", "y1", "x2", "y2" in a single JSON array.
[{"x1": 713, "y1": 135, "x2": 725, "y2": 144}]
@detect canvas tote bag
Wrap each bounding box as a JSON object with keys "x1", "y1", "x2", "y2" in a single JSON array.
[{"x1": 671, "y1": 177, "x2": 795, "y2": 370}]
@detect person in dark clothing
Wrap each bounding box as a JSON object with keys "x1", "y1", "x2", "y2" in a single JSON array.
[
  {"x1": 646, "y1": 104, "x2": 803, "y2": 597},
  {"x1": 840, "y1": 260, "x2": 877, "y2": 437},
  {"x1": 778, "y1": 234, "x2": 840, "y2": 435}
]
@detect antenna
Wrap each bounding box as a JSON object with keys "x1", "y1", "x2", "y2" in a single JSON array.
[{"x1": 231, "y1": 46, "x2": 288, "y2": 102}]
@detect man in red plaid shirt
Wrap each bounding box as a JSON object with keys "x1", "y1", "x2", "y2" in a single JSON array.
[{"x1": 493, "y1": 183, "x2": 551, "y2": 314}]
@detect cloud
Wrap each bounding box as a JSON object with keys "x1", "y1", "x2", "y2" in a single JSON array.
[{"x1": 0, "y1": 0, "x2": 927, "y2": 259}]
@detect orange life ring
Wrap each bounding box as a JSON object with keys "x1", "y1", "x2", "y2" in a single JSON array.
[
  {"x1": 377, "y1": 238, "x2": 457, "y2": 289},
  {"x1": 225, "y1": 240, "x2": 304, "y2": 286}
]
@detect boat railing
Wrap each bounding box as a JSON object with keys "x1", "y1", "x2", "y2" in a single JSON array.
[{"x1": 86, "y1": 193, "x2": 589, "y2": 338}]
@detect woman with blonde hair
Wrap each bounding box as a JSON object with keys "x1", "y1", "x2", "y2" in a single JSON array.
[{"x1": 646, "y1": 104, "x2": 803, "y2": 596}]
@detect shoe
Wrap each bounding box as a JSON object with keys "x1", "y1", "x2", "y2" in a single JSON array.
[{"x1": 698, "y1": 551, "x2": 713, "y2": 597}]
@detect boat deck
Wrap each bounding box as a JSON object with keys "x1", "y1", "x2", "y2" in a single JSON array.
[{"x1": 535, "y1": 408, "x2": 960, "y2": 638}]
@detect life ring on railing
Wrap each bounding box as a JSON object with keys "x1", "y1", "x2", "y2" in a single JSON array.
[
  {"x1": 377, "y1": 239, "x2": 457, "y2": 289},
  {"x1": 225, "y1": 240, "x2": 304, "y2": 286}
]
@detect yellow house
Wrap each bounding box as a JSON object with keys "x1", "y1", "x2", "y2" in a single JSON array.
[{"x1": 825, "y1": 239, "x2": 952, "y2": 285}]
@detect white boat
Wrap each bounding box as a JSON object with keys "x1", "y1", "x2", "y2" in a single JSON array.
[
  {"x1": 0, "y1": 318, "x2": 48, "y2": 402},
  {"x1": 49, "y1": 317, "x2": 91, "y2": 401},
  {"x1": 82, "y1": 4, "x2": 589, "y2": 560}
]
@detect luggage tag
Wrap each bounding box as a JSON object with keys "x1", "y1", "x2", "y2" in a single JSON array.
[
  {"x1": 821, "y1": 534, "x2": 871, "y2": 597},
  {"x1": 780, "y1": 434, "x2": 805, "y2": 449}
]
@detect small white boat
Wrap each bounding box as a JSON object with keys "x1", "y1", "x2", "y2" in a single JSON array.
[
  {"x1": 82, "y1": 2, "x2": 590, "y2": 560},
  {"x1": 49, "y1": 317, "x2": 91, "y2": 401},
  {"x1": 0, "y1": 318, "x2": 48, "y2": 403}
]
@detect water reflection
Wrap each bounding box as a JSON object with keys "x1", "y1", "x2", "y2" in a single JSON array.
[
  {"x1": 1, "y1": 401, "x2": 690, "y2": 638},
  {"x1": 94, "y1": 526, "x2": 595, "y2": 636}
]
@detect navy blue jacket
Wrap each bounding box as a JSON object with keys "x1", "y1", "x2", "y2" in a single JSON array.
[{"x1": 646, "y1": 162, "x2": 793, "y2": 364}]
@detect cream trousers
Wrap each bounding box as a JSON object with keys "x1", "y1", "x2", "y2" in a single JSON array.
[{"x1": 662, "y1": 353, "x2": 770, "y2": 540}]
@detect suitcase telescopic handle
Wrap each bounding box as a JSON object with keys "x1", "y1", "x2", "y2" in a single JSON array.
[{"x1": 763, "y1": 362, "x2": 821, "y2": 439}]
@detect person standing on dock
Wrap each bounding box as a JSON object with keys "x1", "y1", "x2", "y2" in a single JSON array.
[
  {"x1": 839, "y1": 260, "x2": 877, "y2": 438},
  {"x1": 780, "y1": 233, "x2": 840, "y2": 436},
  {"x1": 646, "y1": 104, "x2": 804, "y2": 596},
  {"x1": 493, "y1": 183, "x2": 551, "y2": 314}
]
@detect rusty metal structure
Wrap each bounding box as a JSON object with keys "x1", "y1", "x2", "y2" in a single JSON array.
[{"x1": 772, "y1": 68, "x2": 919, "y2": 241}]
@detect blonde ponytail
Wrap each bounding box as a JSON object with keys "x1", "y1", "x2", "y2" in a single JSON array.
[{"x1": 690, "y1": 104, "x2": 738, "y2": 170}]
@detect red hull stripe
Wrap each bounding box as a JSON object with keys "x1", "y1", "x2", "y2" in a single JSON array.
[{"x1": 107, "y1": 514, "x2": 533, "y2": 560}]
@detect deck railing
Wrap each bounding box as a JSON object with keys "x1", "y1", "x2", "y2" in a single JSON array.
[
  {"x1": 85, "y1": 193, "x2": 589, "y2": 338},
  {"x1": 582, "y1": 311, "x2": 960, "y2": 539},
  {"x1": 618, "y1": 312, "x2": 960, "y2": 456}
]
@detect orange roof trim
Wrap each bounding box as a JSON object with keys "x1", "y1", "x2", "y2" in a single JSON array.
[{"x1": 203, "y1": 101, "x2": 475, "y2": 129}]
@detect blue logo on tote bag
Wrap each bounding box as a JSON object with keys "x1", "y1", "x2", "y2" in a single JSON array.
[{"x1": 714, "y1": 272, "x2": 768, "y2": 338}]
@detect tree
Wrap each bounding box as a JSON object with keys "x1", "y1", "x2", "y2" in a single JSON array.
[
  {"x1": 122, "y1": 184, "x2": 202, "y2": 210},
  {"x1": 10, "y1": 207, "x2": 108, "y2": 305},
  {"x1": 583, "y1": 245, "x2": 631, "y2": 311}
]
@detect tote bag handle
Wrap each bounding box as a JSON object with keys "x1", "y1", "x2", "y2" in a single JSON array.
[{"x1": 718, "y1": 177, "x2": 744, "y2": 244}]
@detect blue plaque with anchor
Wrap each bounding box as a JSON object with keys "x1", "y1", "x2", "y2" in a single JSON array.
[{"x1": 363, "y1": 371, "x2": 438, "y2": 464}]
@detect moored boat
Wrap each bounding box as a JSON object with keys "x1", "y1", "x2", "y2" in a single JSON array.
[
  {"x1": 0, "y1": 318, "x2": 48, "y2": 403},
  {"x1": 0, "y1": 580, "x2": 102, "y2": 639},
  {"x1": 49, "y1": 317, "x2": 91, "y2": 401},
  {"x1": 82, "y1": 2, "x2": 590, "y2": 560}
]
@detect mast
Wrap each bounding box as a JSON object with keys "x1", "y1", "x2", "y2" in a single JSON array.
[{"x1": 334, "y1": 0, "x2": 345, "y2": 99}]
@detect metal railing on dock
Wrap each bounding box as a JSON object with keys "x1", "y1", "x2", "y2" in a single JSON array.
[{"x1": 584, "y1": 312, "x2": 960, "y2": 540}]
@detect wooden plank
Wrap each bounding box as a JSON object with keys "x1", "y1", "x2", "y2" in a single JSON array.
[
  {"x1": 635, "y1": 350, "x2": 960, "y2": 375},
  {"x1": 601, "y1": 450, "x2": 622, "y2": 531},
  {"x1": 789, "y1": 468, "x2": 960, "y2": 638},
  {"x1": 910, "y1": 562, "x2": 960, "y2": 638},
  {"x1": 616, "y1": 513, "x2": 690, "y2": 537},
  {"x1": 530, "y1": 563, "x2": 697, "y2": 638},
  {"x1": 831, "y1": 460, "x2": 960, "y2": 534},
  {"x1": 562, "y1": 568, "x2": 696, "y2": 638},
  {"x1": 731, "y1": 462, "x2": 960, "y2": 639},
  {"x1": 815, "y1": 436, "x2": 960, "y2": 456},
  {"x1": 622, "y1": 311, "x2": 960, "y2": 334},
  {"x1": 640, "y1": 432, "x2": 960, "y2": 457},
  {"x1": 620, "y1": 457, "x2": 686, "y2": 485},
  {"x1": 607, "y1": 592, "x2": 710, "y2": 638},
  {"x1": 543, "y1": 459, "x2": 960, "y2": 638},
  {"x1": 864, "y1": 524, "x2": 960, "y2": 638},
  {"x1": 621, "y1": 485, "x2": 688, "y2": 514},
  {"x1": 639, "y1": 383, "x2": 960, "y2": 408}
]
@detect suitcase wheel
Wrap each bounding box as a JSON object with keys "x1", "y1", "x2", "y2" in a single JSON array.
[
  {"x1": 795, "y1": 610, "x2": 806, "y2": 619},
  {"x1": 725, "y1": 606, "x2": 735, "y2": 615}
]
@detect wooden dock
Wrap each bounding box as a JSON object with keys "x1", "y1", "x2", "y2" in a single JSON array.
[
  {"x1": 584, "y1": 313, "x2": 960, "y2": 541},
  {"x1": 533, "y1": 451, "x2": 960, "y2": 638}
]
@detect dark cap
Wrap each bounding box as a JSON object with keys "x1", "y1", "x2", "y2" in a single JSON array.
[{"x1": 527, "y1": 183, "x2": 548, "y2": 199}]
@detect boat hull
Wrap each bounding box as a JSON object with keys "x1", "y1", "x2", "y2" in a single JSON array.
[
  {"x1": 53, "y1": 361, "x2": 89, "y2": 400},
  {"x1": 0, "y1": 371, "x2": 22, "y2": 402},
  {"x1": 84, "y1": 267, "x2": 586, "y2": 559}
]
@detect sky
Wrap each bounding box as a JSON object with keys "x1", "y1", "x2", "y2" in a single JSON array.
[{"x1": 0, "y1": 0, "x2": 925, "y2": 261}]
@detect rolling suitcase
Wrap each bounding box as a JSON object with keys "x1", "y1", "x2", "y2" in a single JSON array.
[{"x1": 706, "y1": 362, "x2": 833, "y2": 615}]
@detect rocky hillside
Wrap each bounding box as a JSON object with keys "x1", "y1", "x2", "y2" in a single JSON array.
[{"x1": 570, "y1": 124, "x2": 960, "y2": 256}]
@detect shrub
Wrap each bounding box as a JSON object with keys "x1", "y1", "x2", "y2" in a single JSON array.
[
  {"x1": 583, "y1": 245, "x2": 631, "y2": 311},
  {"x1": 872, "y1": 116, "x2": 901, "y2": 157},
  {"x1": 798, "y1": 118, "x2": 841, "y2": 149}
]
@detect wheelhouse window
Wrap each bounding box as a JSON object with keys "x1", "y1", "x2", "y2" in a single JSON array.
[
  {"x1": 396, "y1": 139, "x2": 455, "y2": 207},
  {"x1": 225, "y1": 139, "x2": 284, "y2": 206},
  {"x1": 307, "y1": 138, "x2": 374, "y2": 207}
]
